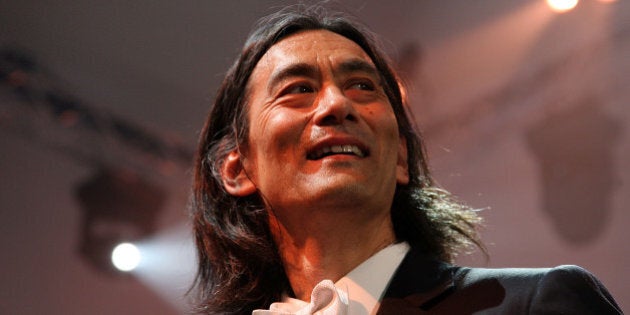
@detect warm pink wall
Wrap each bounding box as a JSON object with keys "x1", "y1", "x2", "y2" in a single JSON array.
[
  {"x1": 1, "y1": 1, "x2": 627, "y2": 313},
  {"x1": 414, "y1": 1, "x2": 630, "y2": 310}
]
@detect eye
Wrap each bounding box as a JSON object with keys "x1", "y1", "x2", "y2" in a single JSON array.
[
  {"x1": 344, "y1": 78, "x2": 382, "y2": 103},
  {"x1": 281, "y1": 83, "x2": 315, "y2": 96},
  {"x1": 355, "y1": 82, "x2": 375, "y2": 91},
  {"x1": 347, "y1": 80, "x2": 376, "y2": 91},
  {"x1": 274, "y1": 82, "x2": 317, "y2": 108}
]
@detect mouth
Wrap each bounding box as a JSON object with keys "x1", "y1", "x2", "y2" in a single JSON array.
[{"x1": 307, "y1": 144, "x2": 368, "y2": 160}]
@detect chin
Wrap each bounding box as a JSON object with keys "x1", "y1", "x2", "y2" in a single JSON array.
[{"x1": 310, "y1": 182, "x2": 373, "y2": 206}]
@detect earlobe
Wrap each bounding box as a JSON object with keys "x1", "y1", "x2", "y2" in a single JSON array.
[
  {"x1": 221, "y1": 150, "x2": 257, "y2": 196},
  {"x1": 396, "y1": 136, "x2": 410, "y2": 185}
]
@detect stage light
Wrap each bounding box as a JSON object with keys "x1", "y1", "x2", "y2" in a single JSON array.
[
  {"x1": 111, "y1": 243, "x2": 141, "y2": 272},
  {"x1": 75, "y1": 168, "x2": 166, "y2": 275},
  {"x1": 546, "y1": 0, "x2": 579, "y2": 12}
]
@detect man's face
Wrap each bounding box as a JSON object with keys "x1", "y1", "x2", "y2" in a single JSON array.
[{"x1": 240, "y1": 30, "x2": 408, "y2": 218}]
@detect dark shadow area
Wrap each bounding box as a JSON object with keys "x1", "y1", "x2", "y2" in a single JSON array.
[{"x1": 526, "y1": 99, "x2": 622, "y2": 245}]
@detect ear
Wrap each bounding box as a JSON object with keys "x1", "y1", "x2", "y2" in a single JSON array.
[
  {"x1": 221, "y1": 150, "x2": 257, "y2": 196},
  {"x1": 396, "y1": 136, "x2": 410, "y2": 185}
]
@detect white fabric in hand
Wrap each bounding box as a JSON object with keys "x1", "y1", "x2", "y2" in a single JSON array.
[{"x1": 252, "y1": 279, "x2": 348, "y2": 315}]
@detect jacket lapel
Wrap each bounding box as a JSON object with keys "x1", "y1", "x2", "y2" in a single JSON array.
[
  {"x1": 377, "y1": 249, "x2": 457, "y2": 314},
  {"x1": 377, "y1": 249, "x2": 508, "y2": 314}
]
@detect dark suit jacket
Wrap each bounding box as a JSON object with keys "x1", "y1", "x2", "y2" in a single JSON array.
[{"x1": 377, "y1": 249, "x2": 623, "y2": 314}]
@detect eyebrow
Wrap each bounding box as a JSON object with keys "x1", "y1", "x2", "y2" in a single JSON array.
[{"x1": 337, "y1": 59, "x2": 380, "y2": 79}]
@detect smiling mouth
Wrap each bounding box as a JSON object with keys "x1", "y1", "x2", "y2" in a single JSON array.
[{"x1": 307, "y1": 145, "x2": 367, "y2": 160}]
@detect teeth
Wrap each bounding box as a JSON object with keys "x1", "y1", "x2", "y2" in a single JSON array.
[
  {"x1": 331, "y1": 145, "x2": 344, "y2": 154},
  {"x1": 349, "y1": 145, "x2": 365, "y2": 157},
  {"x1": 311, "y1": 145, "x2": 365, "y2": 159}
]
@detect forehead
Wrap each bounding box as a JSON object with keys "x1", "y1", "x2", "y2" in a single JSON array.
[
  {"x1": 267, "y1": 29, "x2": 369, "y2": 60},
  {"x1": 250, "y1": 29, "x2": 374, "y2": 83}
]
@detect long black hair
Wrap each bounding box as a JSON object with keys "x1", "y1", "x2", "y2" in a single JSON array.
[{"x1": 191, "y1": 6, "x2": 483, "y2": 314}]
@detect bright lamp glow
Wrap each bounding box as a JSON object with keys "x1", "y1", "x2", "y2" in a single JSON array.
[
  {"x1": 546, "y1": 0, "x2": 579, "y2": 12},
  {"x1": 111, "y1": 242, "x2": 141, "y2": 271}
]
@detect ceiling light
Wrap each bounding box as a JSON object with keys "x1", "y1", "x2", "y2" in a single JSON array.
[{"x1": 546, "y1": 0, "x2": 579, "y2": 12}]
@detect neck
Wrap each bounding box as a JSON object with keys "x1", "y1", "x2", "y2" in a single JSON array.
[{"x1": 269, "y1": 206, "x2": 395, "y2": 301}]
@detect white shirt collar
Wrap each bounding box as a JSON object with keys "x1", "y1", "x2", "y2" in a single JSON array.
[
  {"x1": 334, "y1": 242, "x2": 410, "y2": 315},
  {"x1": 257, "y1": 242, "x2": 410, "y2": 315}
]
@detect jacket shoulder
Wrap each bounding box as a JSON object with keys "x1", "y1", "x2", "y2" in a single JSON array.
[
  {"x1": 453, "y1": 265, "x2": 623, "y2": 314},
  {"x1": 379, "y1": 249, "x2": 623, "y2": 314},
  {"x1": 528, "y1": 265, "x2": 623, "y2": 314}
]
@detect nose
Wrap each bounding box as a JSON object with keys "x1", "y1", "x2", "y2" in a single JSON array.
[{"x1": 313, "y1": 86, "x2": 357, "y2": 126}]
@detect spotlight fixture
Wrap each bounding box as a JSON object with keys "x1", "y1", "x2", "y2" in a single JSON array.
[
  {"x1": 111, "y1": 242, "x2": 142, "y2": 272},
  {"x1": 75, "y1": 168, "x2": 165, "y2": 275}
]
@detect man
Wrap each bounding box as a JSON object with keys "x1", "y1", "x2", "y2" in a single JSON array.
[{"x1": 190, "y1": 7, "x2": 622, "y2": 315}]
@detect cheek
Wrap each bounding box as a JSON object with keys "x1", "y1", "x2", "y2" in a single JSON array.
[
  {"x1": 364, "y1": 106, "x2": 399, "y2": 138},
  {"x1": 250, "y1": 109, "x2": 305, "y2": 160}
]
